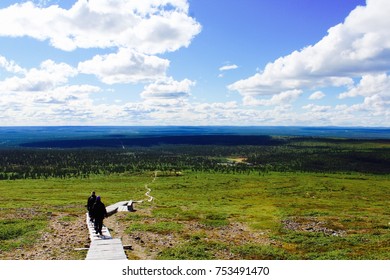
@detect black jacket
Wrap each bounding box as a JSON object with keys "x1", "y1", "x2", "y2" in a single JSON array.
[
  {"x1": 92, "y1": 201, "x2": 107, "y2": 220},
  {"x1": 87, "y1": 195, "x2": 96, "y2": 211}
]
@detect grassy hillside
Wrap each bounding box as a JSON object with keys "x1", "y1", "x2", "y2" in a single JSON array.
[{"x1": 1, "y1": 171, "x2": 389, "y2": 259}]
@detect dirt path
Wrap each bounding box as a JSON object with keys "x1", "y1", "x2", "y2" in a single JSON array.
[{"x1": 137, "y1": 171, "x2": 157, "y2": 203}]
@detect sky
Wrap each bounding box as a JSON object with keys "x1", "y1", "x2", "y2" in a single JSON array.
[{"x1": 0, "y1": 0, "x2": 389, "y2": 126}]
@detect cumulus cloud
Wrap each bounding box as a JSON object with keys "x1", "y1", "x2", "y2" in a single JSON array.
[
  {"x1": 1, "y1": 82, "x2": 389, "y2": 125},
  {"x1": 140, "y1": 77, "x2": 195, "y2": 100},
  {"x1": 0, "y1": 60, "x2": 77, "y2": 91},
  {"x1": 2, "y1": 1, "x2": 389, "y2": 126},
  {"x1": 229, "y1": 0, "x2": 390, "y2": 103},
  {"x1": 0, "y1": 0, "x2": 201, "y2": 53},
  {"x1": 243, "y1": 89, "x2": 303, "y2": 106},
  {"x1": 339, "y1": 73, "x2": 390, "y2": 99},
  {"x1": 337, "y1": 73, "x2": 390, "y2": 122},
  {"x1": 78, "y1": 48, "x2": 169, "y2": 84},
  {"x1": 0, "y1": 1, "x2": 201, "y2": 88},
  {"x1": 0, "y1": 55, "x2": 103, "y2": 124},
  {"x1": 0, "y1": 55, "x2": 26, "y2": 74},
  {"x1": 195, "y1": 101, "x2": 238, "y2": 111},
  {"x1": 309, "y1": 91, "x2": 326, "y2": 100},
  {"x1": 303, "y1": 104, "x2": 332, "y2": 112},
  {"x1": 0, "y1": 83, "x2": 102, "y2": 124},
  {"x1": 33, "y1": 85, "x2": 101, "y2": 104},
  {"x1": 1, "y1": 1, "x2": 318, "y2": 126},
  {"x1": 1, "y1": 84, "x2": 100, "y2": 107}
]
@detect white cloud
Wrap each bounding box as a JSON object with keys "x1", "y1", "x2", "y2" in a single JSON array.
[
  {"x1": 33, "y1": 85, "x2": 101, "y2": 104},
  {"x1": 0, "y1": 56, "x2": 103, "y2": 124},
  {"x1": 219, "y1": 64, "x2": 238, "y2": 71},
  {"x1": 0, "y1": 83, "x2": 103, "y2": 125},
  {"x1": 303, "y1": 104, "x2": 332, "y2": 112},
  {"x1": 140, "y1": 77, "x2": 195, "y2": 99},
  {"x1": 0, "y1": 0, "x2": 201, "y2": 53},
  {"x1": 243, "y1": 89, "x2": 303, "y2": 106},
  {"x1": 0, "y1": 1, "x2": 203, "y2": 123},
  {"x1": 0, "y1": 1, "x2": 200, "y2": 87},
  {"x1": 195, "y1": 101, "x2": 238, "y2": 111},
  {"x1": 0, "y1": 55, "x2": 26, "y2": 74},
  {"x1": 309, "y1": 91, "x2": 326, "y2": 100},
  {"x1": 336, "y1": 73, "x2": 390, "y2": 122},
  {"x1": 229, "y1": 0, "x2": 390, "y2": 102},
  {"x1": 0, "y1": 59, "x2": 77, "y2": 91},
  {"x1": 2, "y1": 1, "x2": 389, "y2": 126},
  {"x1": 78, "y1": 48, "x2": 169, "y2": 84},
  {"x1": 339, "y1": 73, "x2": 390, "y2": 99},
  {"x1": 143, "y1": 98, "x2": 183, "y2": 107},
  {"x1": 1, "y1": 85, "x2": 389, "y2": 125},
  {"x1": 347, "y1": 94, "x2": 390, "y2": 115},
  {"x1": 0, "y1": 84, "x2": 100, "y2": 106}
]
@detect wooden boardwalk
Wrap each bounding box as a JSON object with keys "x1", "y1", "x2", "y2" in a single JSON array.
[
  {"x1": 106, "y1": 200, "x2": 134, "y2": 216},
  {"x1": 86, "y1": 239, "x2": 127, "y2": 260},
  {"x1": 85, "y1": 200, "x2": 134, "y2": 260}
]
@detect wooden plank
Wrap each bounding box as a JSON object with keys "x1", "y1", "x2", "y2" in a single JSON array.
[
  {"x1": 106, "y1": 201, "x2": 129, "y2": 216},
  {"x1": 117, "y1": 200, "x2": 135, "y2": 212},
  {"x1": 89, "y1": 239, "x2": 123, "y2": 246},
  {"x1": 86, "y1": 239, "x2": 127, "y2": 260},
  {"x1": 86, "y1": 240, "x2": 127, "y2": 259}
]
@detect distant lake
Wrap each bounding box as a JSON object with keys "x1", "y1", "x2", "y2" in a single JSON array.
[{"x1": 0, "y1": 126, "x2": 389, "y2": 148}]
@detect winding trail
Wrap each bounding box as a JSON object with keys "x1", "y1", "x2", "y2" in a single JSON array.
[{"x1": 138, "y1": 171, "x2": 158, "y2": 203}]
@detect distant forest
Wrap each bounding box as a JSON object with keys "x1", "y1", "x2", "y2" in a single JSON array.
[
  {"x1": 1, "y1": 136, "x2": 389, "y2": 179},
  {"x1": 19, "y1": 135, "x2": 282, "y2": 148}
]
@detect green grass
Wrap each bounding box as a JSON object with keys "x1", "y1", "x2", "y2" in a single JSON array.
[
  {"x1": 145, "y1": 171, "x2": 390, "y2": 259},
  {"x1": 157, "y1": 241, "x2": 215, "y2": 260},
  {"x1": 1, "y1": 171, "x2": 390, "y2": 259},
  {"x1": 0, "y1": 219, "x2": 45, "y2": 241},
  {"x1": 126, "y1": 221, "x2": 183, "y2": 234},
  {"x1": 231, "y1": 244, "x2": 294, "y2": 260},
  {"x1": 200, "y1": 213, "x2": 230, "y2": 227},
  {"x1": 0, "y1": 218, "x2": 46, "y2": 251}
]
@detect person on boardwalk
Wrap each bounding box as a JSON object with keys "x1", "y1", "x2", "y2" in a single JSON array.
[
  {"x1": 87, "y1": 191, "x2": 96, "y2": 223},
  {"x1": 87, "y1": 191, "x2": 96, "y2": 222},
  {"x1": 92, "y1": 196, "x2": 107, "y2": 235}
]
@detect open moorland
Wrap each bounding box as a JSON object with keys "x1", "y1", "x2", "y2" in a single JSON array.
[{"x1": 0, "y1": 135, "x2": 389, "y2": 260}]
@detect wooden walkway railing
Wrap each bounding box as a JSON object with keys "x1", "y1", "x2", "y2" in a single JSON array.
[{"x1": 85, "y1": 200, "x2": 134, "y2": 260}]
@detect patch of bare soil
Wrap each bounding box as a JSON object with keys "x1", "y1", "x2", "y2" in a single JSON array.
[
  {"x1": 2, "y1": 212, "x2": 89, "y2": 260},
  {"x1": 283, "y1": 217, "x2": 346, "y2": 237}
]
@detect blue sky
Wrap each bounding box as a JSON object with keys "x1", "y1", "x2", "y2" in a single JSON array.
[{"x1": 0, "y1": 0, "x2": 389, "y2": 126}]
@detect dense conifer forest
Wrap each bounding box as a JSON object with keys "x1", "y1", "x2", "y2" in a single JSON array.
[{"x1": 1, "y1": 136, "x2": 389, "y2": 180}]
